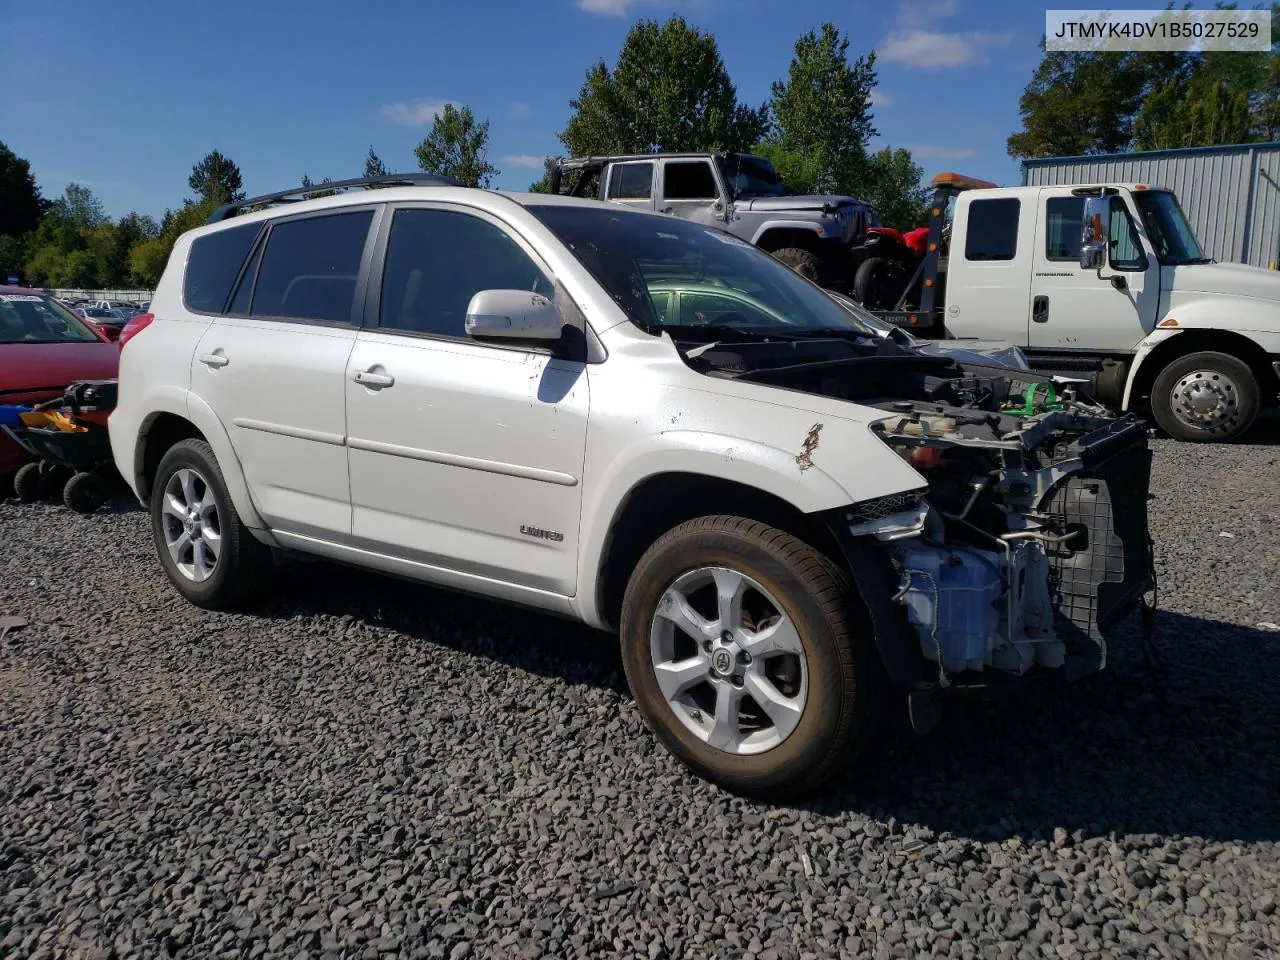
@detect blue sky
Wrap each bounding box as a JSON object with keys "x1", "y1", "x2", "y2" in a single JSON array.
[{"x1": 3, "y1": 0, "x2": 1062, "y2": 220}]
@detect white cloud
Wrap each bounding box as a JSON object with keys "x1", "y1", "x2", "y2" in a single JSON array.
[
  {"x1": 878, "y1": 30, "x2": 1011, "y2": 68},
  {"x1": 909, "y1": 145, "x2": 976, "y2": 160},
  {"x1": 896, "y1": 0, "x2": 959, "y2": 28},
  {"x1": 503, "y1": 154, "x2": 545, "y2": 169},
  {"x1": 379, "y1": 100, "x2": 451, "y2": 126},
  {"x1": 509, "y1": 101, "x2": 533, "y2": 116},
  {"x1": 869, "y1": 89, "x2": 893, "y2": 107},
  {"x1": 577, "y1": 0, "x2": 686, "y2": 15}
]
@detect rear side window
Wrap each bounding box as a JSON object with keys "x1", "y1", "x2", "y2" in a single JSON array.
[
  {"x1": 663, "y1": 161, "x2": 717, "y2": 200},
  {"x1": 184, "y1": 223, "x2": 261, "y2": 313},
  {"x1": 251, "y1": 210, "x2": 374, "y2": 323},
  {"x1": 965, "y1": 198, "x2": 1020, "y2": 262},
  {"x1": 607, "y1": 162, "x2": 653, "y2": 200}
]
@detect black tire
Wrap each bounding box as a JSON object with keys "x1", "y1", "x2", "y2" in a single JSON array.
[
  {"x1": 14, "y1": 462, "x2": 44, "y2": 502},
  {"x1": 150, "y1": 438, "x2": 275, "y2": 609},
  {"x1": 1149, "y1": 351, "x2": 1259, "y2": 442},
  {"x1": 853, "y1": 257, "x2": 908, "y2": 310},
  {"x1": 619, "y1": 516, "x2": 884, "y2": 800},
  {"x1": 62, "y1": 472, "x2": 105, "y2": 514},
  {"x1": 771, "y1": 247, "x2": 823, "y2": 285}
]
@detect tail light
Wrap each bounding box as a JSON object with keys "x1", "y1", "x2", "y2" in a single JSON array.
[{"x1": 118, "y1": 312, "x2": 154, "y2": 350}]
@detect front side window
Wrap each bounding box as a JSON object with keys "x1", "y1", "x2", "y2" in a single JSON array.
[
  {"x1": 1045, "y1": 197, "x2": 1083, "y2": 261},
  {"x1": 184, "y1": 222, "x2": 262, "y2": 313},
  {"x1": 379, "y1": 208, "x2": 554, "y2": 338},
  {"x1": 715, "y1": 154, "x2": 788, "y2": 198},
  {"x1": 607, "y1": 163, "x2": 653, "y2": 201},
  {"x1": 965, "y1": 198, "x2": 1020, "y2": 261},
  {"x1": 663, "y1": 161, "x2": 718, "y2": 201},
  {"x1": 678, "y1": 290, "x2": 776, "y2": 326},
  {"x1": 251, "y1": 210, "x2": 373, "y2": 323},
  {"x1": 1108, "y1": 198, "x2": 1147, "y2": 271}
]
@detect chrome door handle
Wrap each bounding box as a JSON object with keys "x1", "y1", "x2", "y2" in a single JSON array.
[
  {"x1": 352, "y1": 369, "x2": 394, "y2": 388},
  {"x1": 198, "y1": 353, "x2": 229, "y2": 368}
]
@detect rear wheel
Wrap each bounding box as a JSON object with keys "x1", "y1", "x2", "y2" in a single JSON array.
[
  {"x1": 1150, "y1": 351, "x2": 1259, "y2": 442},
  {"x1": 771, "y1": 247, "x2": 823, "y2": 285},
  {"x1": 619, "y1": 516, "x2": 883, "y2": 799},
  {"x1": 13, "y1": 462, "x2": 44, "y2": 502},
  {"x1": 150, "y1": 439, "x2": 275, "y2": 608}
]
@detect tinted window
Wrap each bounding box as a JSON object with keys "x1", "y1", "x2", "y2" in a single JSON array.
[
  {"x1": 1045, "y1": 197, "x2": 1083, "y2": 261},
  {"x1": 184, "y1": 222, "x2": 261, "y2": 313},
  {"x1": 607, "y1": 163, "x2": 653, "y2": 200},
  {"x1": 379, "y1": 209, "x2": 553, "y2": 338},
  {"x1": 227, "y1": 236, "x2": 265, "y2": 315},
  {"x1": 965, "y1": 198, "x2": 1020, "y2": 261},
  {"x1": 679, "y1": 290, "x2": 776, "y2": 326},
  {"x1": 1109, "y1": 197, "x2": 1146, "y2": 271},
  {"x1": 251, "y1": 211, "x2": 373, "y2": 323},
  {"x1": 663, "y1": 161, "x2": 717, "y2": 201}
]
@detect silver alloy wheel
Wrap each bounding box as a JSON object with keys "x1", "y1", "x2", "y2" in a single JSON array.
[
  {"x1": 160, "y1": 468, "x2": 221, "y2": 582},
  {"x1": 649, "y1": 566, "x2": 808, "y2": 756},
  {"x1": 1169, "y1": 368, "x2": 1240, "y2": 433}
]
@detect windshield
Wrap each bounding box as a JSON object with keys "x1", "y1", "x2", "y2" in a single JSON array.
[
  {"x1": 0, "y1": 294, "x2": 102, "y2": 344},
  {"x1": 1132, "y1": 191, "x2": 1207, "y2": 265},
  {"x1": 527, "y1": 205, "x2": 878, "y2": 337},
  {"x1": 716, "y1": 154, "x2": 789, "y2": 198}
]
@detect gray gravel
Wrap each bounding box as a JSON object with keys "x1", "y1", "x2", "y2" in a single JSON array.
[{"x1": 2, "y1": 423, "x2": 1279, "y2": 960}]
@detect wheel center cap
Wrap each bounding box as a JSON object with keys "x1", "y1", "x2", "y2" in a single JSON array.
[
  {"x1": 711, "y1": 647, "x2": 735, "y2": 677},
  {"x1": 1187, "y1": 385, "x2": 1221, "y2": 415},
  {"x1": 184, "y1": 516, "x2": 196, "y2": 535}
]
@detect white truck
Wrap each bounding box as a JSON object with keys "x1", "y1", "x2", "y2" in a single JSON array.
[{"x1": 859, "y1": 174, "x2": 1280, "y2": 442}]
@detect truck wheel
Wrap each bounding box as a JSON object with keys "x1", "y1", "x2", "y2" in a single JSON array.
[
  {"x1": 150, "y1": 439, "x2": 275, "y2": 609},
  {"x1": 1150, "y1": 351, "x2": 1259, "y2": 442},
  {"x1": 771, "y1": 247, "x2": 823, "y2": 285},
  {"x1": 619, "y1": 516, "x2": 883, "y2": 800}
]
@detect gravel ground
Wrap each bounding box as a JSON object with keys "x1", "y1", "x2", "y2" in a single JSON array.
[{"x1": 2, "y1": 424, "x2": 1278, "y2": 960}]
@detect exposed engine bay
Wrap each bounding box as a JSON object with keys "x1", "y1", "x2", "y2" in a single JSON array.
[{"x1": 677, "y1": 332, "x2": 1156, "y2": 687}]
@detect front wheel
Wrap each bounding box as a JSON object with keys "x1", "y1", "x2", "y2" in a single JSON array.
[
  {"x1": 150, "y1": 439, "x2": 275, "y2": 609},
  {"x1": 770, "y1": 247, "x2": 823, "y2": 285},
  {"x1": 1150, "y1": 351, "x2": 1260, "y2": 442},
  {"x1": 619, "y1": 516, "x2": 883, "y2": 800}
]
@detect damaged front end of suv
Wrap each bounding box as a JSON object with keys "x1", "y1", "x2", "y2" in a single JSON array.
[{"x1": 683, "y1": 337, "x2": 1157, "y2": 698}]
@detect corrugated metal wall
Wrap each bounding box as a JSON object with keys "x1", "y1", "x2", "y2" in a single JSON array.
[{"x1": 1023, "y1": 144, "x2": 1280, "y2": 269}]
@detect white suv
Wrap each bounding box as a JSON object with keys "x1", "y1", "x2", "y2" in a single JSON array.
[{"x1": 110, "y1": 174, "x2": 1156, "y2": 798}]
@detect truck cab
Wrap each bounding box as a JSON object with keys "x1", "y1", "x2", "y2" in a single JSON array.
[{"x1": 871, "y1": 177, "x2": 1280, "y2": 442}]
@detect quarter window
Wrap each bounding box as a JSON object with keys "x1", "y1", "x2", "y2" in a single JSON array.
[
  {"x1": 965, "y1": 198, "x2": 1020, "y2": 262},
  {"x1": 663, "y1": 161, "x2": 718, "y2": 201},
  {"x1": 378, "y1": 208, "x2": 554, "y2": 339},
  {"x1": 184, "y1": 222, "x2": 262, "y2": 313},
  {"x1": 251, "y1": 210, "x2": 373, "y2": 323},
  {"x1": 607, "y1": 163, "x2": 654, "y2": 201}
]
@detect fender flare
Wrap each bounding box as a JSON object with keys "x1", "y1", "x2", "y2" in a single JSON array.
[
  {"x1": 182, "y1": 392, "x2": 268, "y2": 530},
  {"x1": 1122, "y1": 329, "x2": 1182, "y2": 409},
  {"x1": 750, "y1": 221, "x2": 827, "y2": 248}
]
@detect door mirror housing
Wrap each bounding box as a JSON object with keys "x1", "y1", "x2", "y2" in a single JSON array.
[
  {"x1": 464, "y1": 290, "x2": 563, "y2": 341},
  {"x1": 1079, "y1": 196, "x2": 1110, "y2": 271}
]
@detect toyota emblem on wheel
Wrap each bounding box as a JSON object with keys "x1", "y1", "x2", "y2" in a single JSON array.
[{"x1": 712, "y1": 648, "x2": 733, "y2": 676}]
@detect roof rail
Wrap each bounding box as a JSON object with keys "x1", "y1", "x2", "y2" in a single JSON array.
[{"x1": 206, "y1": 172, "x2": 464, "y2": 224}]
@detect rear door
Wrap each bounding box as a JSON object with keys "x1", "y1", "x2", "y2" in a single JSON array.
[
  {"x1": 1027, "y1": 190, "x2": 1159, "y2": 354},
  {"x1": 943, "y1": 194, "x2": 1036, "y2": 343},
  {"x1": 190, "y1": 206, "x2": 381, "y2": 540},
  {"x1": 603, "y1": 161, "x2": 656, "y2": 212}
]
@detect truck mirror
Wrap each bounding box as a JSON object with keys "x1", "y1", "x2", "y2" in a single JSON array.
[{"x1": 1079, "y1": 196, "x2": 1109, "y2": 271}]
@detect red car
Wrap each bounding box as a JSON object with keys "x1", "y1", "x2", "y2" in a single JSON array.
[{"x1": 0, "y1": 286, "x2": 119, "y2": 481}]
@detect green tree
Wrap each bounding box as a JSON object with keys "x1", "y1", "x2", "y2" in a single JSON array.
[
  {"x1": 0, "y1": 235, "x2": 26, "y2": 280},
  {"x1": 559, "y1": 16, "x2": 768, "y2": 156},
  {"x1": 131, "y1": 198, "x2": 222, "y2": 288},
  {"x1": 189, "y1": 149, "x2": 245, "y2": 204},
  {"x1": 52, "y1": 183, "x2": 108, "y2": 233},
  {"x1": 300, "y1": 173, "x2": 337, "y2": 198},
  {"x1": 761, "y1": 24, "x2": 877, "y2": 194},
  {"x1": 527, "y1": 157, "x2": 563, "y2": 193},
  {"x1": 0, "y1": 141, "x2": 45, "y2": 239},
  {"x1": 862, "y1": 147, "x2": 929, "y2": 229},
  {"x1": 414, "y1": 104, "x2": 498, "y2": 187},
  {"x1": 364, "y1": 147, "x2": 389, "y2": 178}
]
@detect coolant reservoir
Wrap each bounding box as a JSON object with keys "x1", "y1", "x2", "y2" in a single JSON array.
[{"x1": 885, "y1": 413, "x2": 957, "y2": 438}]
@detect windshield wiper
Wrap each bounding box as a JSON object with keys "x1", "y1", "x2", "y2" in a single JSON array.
[{"x1": 657, "y1": 324, "x2": 801, "y2": 342}]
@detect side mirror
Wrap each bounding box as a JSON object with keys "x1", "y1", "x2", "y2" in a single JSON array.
[
  {"x1": 1079, "y1": 196, "x2": 1110, "y2": 271},
  {"x1": 464, "y1": 289, "x2": 563, "y2": 341}
]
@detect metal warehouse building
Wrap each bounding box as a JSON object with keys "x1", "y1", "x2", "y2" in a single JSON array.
[{"x1": 1022, "y1": 142, "x2": 1280, "y2": 270}]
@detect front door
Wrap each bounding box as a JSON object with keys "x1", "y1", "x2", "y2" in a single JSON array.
[
  {"x1": 657, "y1": 157, "x2": 725, "y2": 226},
  {"x1": 344, "y1": 204, "x2": 589, "y2": 596},
  {"x1": 604, "y1": 160, "x2": 656, "y2": 212},
  {"x1": 1027, "y1": 191, "x2": 1159, "y2": 354},
  {"x1": 191, "y1": 207, "x2": 379, "y2": 539}
]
